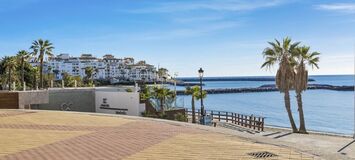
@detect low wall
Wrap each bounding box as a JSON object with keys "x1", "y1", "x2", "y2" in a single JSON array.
[
  {"x1": 95, "y1": 89, "x2": 142, "y2": 116},
  {"x1": 3, "y1": 87, "x2": 144, "y2": 116},
  {"x1": 18, "y1": 91, "x2": 49, "y2": 109},
  {"x1": 0, "y1": 91, "x2": 49, "y2": 109},
  {"x1": 0, "y1": 92, "x2": 19, "y2": 109},
  {"x1": 34, "y1": 89, "x2": 95, "y2": 112}
]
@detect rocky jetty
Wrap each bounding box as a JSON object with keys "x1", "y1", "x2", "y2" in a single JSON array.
[
  {"x1": 177, "y1": 77, "x2": 315, "y2": 82},
  {"x1": 259, "y1": 84, "x2": 354, "y2": 91},
  {"x1": 167, "y1": 81, "x2": 204, "y2": 86},
  {"x1": 176, "y1": 84, "x2": 353, "y2": 95}
]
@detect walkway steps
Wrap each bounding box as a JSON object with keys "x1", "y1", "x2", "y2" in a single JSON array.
[
  {"x1": 217, "y1": 122, "x2": 260, "y2": 134},
  {"x1": 260, "y1": 131, "x2": 293, "y2": 139}
]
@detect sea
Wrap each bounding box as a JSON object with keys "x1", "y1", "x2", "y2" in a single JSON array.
[{"x1": 173, "y1": 75, "x2": 354, "y2": 135}]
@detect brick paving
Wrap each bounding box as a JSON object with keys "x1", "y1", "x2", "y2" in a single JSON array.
[
  {"x1": 0, "y1": 123, "x2": 113, "y2": 131},
  {"x1": 0, "y1": 110, "x2": 35, "y2": 117},
  {"x1": 0, "y1": 110, "x2": 316, "y2": 160}
]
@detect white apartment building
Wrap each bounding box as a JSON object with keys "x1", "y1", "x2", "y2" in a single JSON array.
[{"x1": 34, "y1": 53, "x2": 157, "y2": 83}]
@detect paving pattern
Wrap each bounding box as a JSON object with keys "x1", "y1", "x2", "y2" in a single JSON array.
[{"x1": 0, "y1": 110, "x2": 317, "y2": 160}]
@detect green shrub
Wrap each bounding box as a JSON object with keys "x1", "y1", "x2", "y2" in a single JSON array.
[
  {"x1": 141, "y1": 111, "x2": 157, "y2": 118},
  {"x1": 174, "y1": 113, "x2": 187, "y2": 122}
]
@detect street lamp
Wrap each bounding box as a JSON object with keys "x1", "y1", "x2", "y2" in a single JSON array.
[
  {"x1": 174, "y1": 72, "x2": 178, "y2": 107},
  {"x1": 198, "y1": 68, "x2": 205, "y2": 125}
]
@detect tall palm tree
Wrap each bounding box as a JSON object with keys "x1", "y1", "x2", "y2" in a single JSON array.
[
  {"x1": 185, "y1": 86, "x2": 200, "y2": 123},
  {"x1": 3, "y1": 56, "x2": 17, "y2": 90},
  {"x1": 0, "y1": 59, "x2": 5, "y2": 90},
  {"x1": 261, "y1": 37, "x2": 300, "y2": 133},
  {"x1": 16, "y1": 50, "x2": 31, "y2": 86},
  {"x1": 294, "y1": 46, "x2": 320, "y2": 134},
  {"x1": 30, "y1": 39, "x2": 54, "y2": 89}
]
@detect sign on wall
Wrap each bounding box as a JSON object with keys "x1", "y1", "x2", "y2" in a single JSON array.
[{"x1": 95, "y1": 90, "x2": 142, "y2": 116}]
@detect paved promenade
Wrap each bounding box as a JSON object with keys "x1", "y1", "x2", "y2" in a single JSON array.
[{"x1": 0, "y1": 110, "x2": 317, "y2": 160}]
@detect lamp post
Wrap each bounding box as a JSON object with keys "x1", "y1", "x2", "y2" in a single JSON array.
[
  {"x1": 198, "y1": 68, "x2": 205, "y2": 125},
  {"x1": 174, "y1": 72, "x2": 178, "y2": 107}
]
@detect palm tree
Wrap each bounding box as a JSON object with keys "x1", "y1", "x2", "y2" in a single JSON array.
[
  {"x1": 294, "y1": 46, "x2": 320, "y2": 134},
  {"x1": 261, "y1": 37, "x2": 300, "y2": 133},
  {"x1": 3, "y1": 56, "x2": 17, "y2": 90},
  {"x1": 84, "y1": 67, "x2": 94, "y2": 86},
  {"x1": 185, "y1": 86, "x2": 200, "y2": 123},
  {"x1": 152, "y1": 87, "x2": 175, "y2": 112},
  {"x1": 85, "y1": 67, "x2": 94, "y2": 80},
  {"x1": 140, "y1": 85, "x2": 152, "y2": 101},
  {"x1": 0, "y1": 59, "x2": 5, "y2": 90},
  {"x1": 16, "y1": 50, "x2": 30, "y2": 86},
  {"x1": 194, "y1": 87, "x2": 207, "y2": 102},
  {"x1": 30, "y1": 39, "x2": 54, "y2": 89}
]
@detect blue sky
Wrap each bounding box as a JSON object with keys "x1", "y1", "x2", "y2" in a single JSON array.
[{"x1": 0, "y1": 0, "x2": 354, "y2": 77}]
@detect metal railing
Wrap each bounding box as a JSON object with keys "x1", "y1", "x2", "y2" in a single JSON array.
[{"x1": 185, "y1": 109, "x2": 265, "y2": 131}]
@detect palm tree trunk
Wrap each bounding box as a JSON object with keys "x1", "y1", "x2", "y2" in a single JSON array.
[
  {"x1": 33, "y1": 73, "x2": 37, "y2": 90},
  {"x1": 160, "y1": 98, "x2": 164, "y2": 112},
  {"x1": 191, "y1": 96, "x2": 196, "y2": 123},
  {"x1": 296, "y1": 93, "x2": 308, "y2": 134},
  {"x1": 21, "y1": 58, "x2": 24, "y2": 86},
  {"x1": 284, "y1": 91, "x2": 298, "y2": 133},
  {"x1": 40, "y1": 59, "x2": 43, "y2": 89},
  {"x1": 8, "y1": 69, "x2": 11, "y2": 90}
]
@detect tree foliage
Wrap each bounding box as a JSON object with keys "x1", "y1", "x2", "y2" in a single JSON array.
[{"x1": 30, "y1": 39, "x2": 54, "y2": 88}]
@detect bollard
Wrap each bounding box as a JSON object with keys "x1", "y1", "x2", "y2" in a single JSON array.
[{"x1": 23, "y1": 82, "x2": 26, "y2": 91}]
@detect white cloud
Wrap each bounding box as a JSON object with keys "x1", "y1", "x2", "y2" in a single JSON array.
[
  {"x1": 125, "y1": 0, "x2": 288, "y2": 13},
  {"x1": 316, "y1": 3, "x2": 355, "y2": 14}
]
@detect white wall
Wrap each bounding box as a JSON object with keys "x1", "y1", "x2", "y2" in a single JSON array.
[{"x1": 95, "y1": 90, "x2": 144, "y2": 116}]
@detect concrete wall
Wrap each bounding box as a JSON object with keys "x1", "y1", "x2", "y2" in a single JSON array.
[
  {"x1": 18, "y1": 91, "x2": 49, "y2": 109},
  {"x1": 34, "y1": 88, "x2": 95, "y2": 112},
  {"x1": 0, "y1": 91, "x2": 49, "y2": 109},
  {"x1": 95, "y1": 89, "x2": 143, "y2": 116},
  {"x1": 19, "y1": 87, "x2": 145, "y2": 116}
]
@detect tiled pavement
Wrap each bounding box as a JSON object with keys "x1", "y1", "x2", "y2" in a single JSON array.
[{"x1": 0, "y1": 110, "x2": 317, "y2": 160}]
